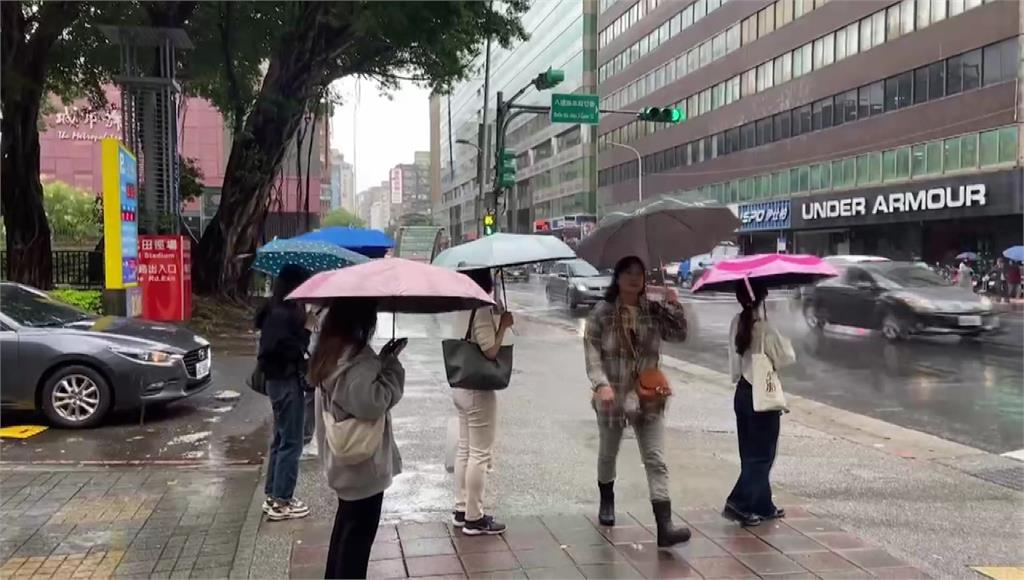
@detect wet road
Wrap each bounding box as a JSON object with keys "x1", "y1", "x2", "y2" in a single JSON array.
[{"x1": 505, "y1": 279, "x2": 1024, "y2": 455}]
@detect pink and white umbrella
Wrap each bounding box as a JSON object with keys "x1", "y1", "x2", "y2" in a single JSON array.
[
  {"x1": 692, "y1": 254, "x2": 838, "y2": 294},
  {"x1": 286, "y1": 258, "x2": 495, "y2": 314}
]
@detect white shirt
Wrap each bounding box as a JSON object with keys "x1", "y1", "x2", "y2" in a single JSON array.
[{"x1": 728, "y1": 313, "x2": 796, "y2": 383}]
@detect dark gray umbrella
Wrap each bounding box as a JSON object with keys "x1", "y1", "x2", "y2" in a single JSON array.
[{"x1": 577, "y1": 206, "x2": 741, "y2": 268}]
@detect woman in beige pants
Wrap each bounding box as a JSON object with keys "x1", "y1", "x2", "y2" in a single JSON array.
[{"x1": 452, "y1": 268, "x2": 513, "y2": 536}]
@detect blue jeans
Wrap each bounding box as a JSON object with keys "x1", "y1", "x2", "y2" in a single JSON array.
[{"x1": 265, "y1": 376, "x2": 304, "y2": 501}]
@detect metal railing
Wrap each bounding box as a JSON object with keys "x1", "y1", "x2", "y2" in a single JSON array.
[{"x1": 0, "y1": 250, "x2": 104, "y2": 289}]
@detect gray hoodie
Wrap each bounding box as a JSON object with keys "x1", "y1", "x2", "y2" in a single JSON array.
[{"x1": 315, "y1": 345, "x2": 405, "y2": 501}]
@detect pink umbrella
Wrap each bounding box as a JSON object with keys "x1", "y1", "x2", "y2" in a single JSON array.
[
  {"x1": 692, "y1": 254, "x2": 839, "y2": 294},
  {"x1": 286, "y1": 258, "x2": 495, "y2": 314}
]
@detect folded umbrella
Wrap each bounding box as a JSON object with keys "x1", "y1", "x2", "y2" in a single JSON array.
[
  {"x1": 286, "y1": 258, "x2": 494, "y2": 314},
  {"x1": 1002, "y1": 246, "x2": 1024, "y2": 262},
  {"x1": 432, "y1": 233, "x2": 576, "y2": 270},
  {"x1": 577, "y1": 206, "x2": 740, "y2": 269},
  {"x1": 692, "y1": 254, "x2": 839, "y2": 293},
  {"x1": 251, "y1": 238, "x2": 369, "y2": 276}
]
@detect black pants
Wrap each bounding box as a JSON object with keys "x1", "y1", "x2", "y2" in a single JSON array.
[
  {"x1": 726, "y1": 378, "x2": 781, "y2": 518},
  {"x1": 324, "y1": 493, "x2": 384, "y2": 579}
]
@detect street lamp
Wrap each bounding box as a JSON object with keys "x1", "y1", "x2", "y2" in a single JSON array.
[
  {"x1": 606, "y1": 141, "x2": 643, "y2": 206},
  {"x1": 456, "y1": 139, "x2": 484, "y2": 238}
]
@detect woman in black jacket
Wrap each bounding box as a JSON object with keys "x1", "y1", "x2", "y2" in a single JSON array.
[{"x1": 255, "y1": 264, "x2": 312, "y2": 521}]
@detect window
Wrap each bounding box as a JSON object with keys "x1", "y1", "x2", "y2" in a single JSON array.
[
  {"x1": 867, "y1": 152, "x2": 882, "y2": 183},
  {"x1": 774, "y1": 56, "x2": 785, "y2": 86},
  {"x1": 773, "y1": 171, "x2": 787, "y2": 196},
  {"x1": 742, "y1": 16, "x2": 757, "y2": 45},
  {"x1": 756, "y1": 118, "x2": 773, "y2": 146},
  {"x1": 836, "y1": 28, "x2": 847, "y2": 61},
  {"x1": 869, "y1": 81, "x2": 884, "y2": 116},
  {"x1": 820, "y1": 160, "x2": 832, "y2": 189},
  {"x1": 944, "y1": 137, "x2": 961, "y2": 171},
  {"x1": 947, "y1": 53, "x2": 964, "y2": 95},
  {"x1": 883, "y1": 149, "x2": 898, "y2": 181},
  {"x1": 928, "y1": 61, "x2": 945, "y2": 100},
  {"x1": 688, "y1": 47, "x2": 699, "y2": 73},
  {"x1": 887, "y1": 5, "x2": 902, "y2": 40},
  {"x1": 713, "y1": 32, "x2": 726, "y2": 60},
  {"x1": 913, "y1": 67, "x2": 929, "y2": 105},
  {"x1": 695, "y1": 0, "x2": 707, "y2": 20},
  {"x1": 961, "y1": 132, "x2": 978, "y2": 167},
  {"x1": 741, "y1": 123, "x2": 756, "y2": 150},
  {"x1": 759, "y1": 6, "x2": 775, "y2": 36},
  {"x1": 823, "y1": 32, "x2": 835, "y2": 66},
  {"x1": 998, "y1": 126, "x2": 1018, "y2": 164},
  {"x1": 774, "y1": 111, "x2": 791, "y2": 139},
  {"x1": 789, "y1": 168, "x2": 800, "y2": 192},
  {"x1": 700, "y1": 41, "x2": 712, "y2": 67},
  {"x1": 871, "y1": 11, "x2": 884, "y2": 49},
  {"x1": 895, "y1": 146, "x2": 911, "y2": 179},
  {"x1": 962, "y1": 49, "x2": 982, "y2": 91},
  {"x1": 799, "y1": 166, "x2": 810, "y2": 192},
  {"x1": 949, "y1": 0, "x2": 964, "y2": 15},
  {"x1": 931, "y1": 0, "x2": 946, "y2": 23},
  {"x1": 726, "y1": 23, "x2": 740, "y2": 52},
  {"x1": 841, "y1": 89, "x2": 858, "y2": 123},
  {"x1": 983, "y1": 41, "x2": 1007, "y2": 86},
  {"x1": 810, "y1": 164, "x2": 822, "y2": 189},
  {"x1": 842, "y1": 158, "x2": 856, "y2": 187},
  {"x1": 742, "y1": 69, "x2": 756, "y2": 97},
  {"x1": 856, "y1": 154, "x2": 870, "y2": 185},
  {"x1": 726, "y1": 127, "x2": 740, "y2": 154},
  {"x1": 925, "y1": 140, "x2": 942, "y2": 174},
  {"x1": 901, "y1": 0, "x2": 915, "y2": 35},
  {"x1": 780, "y1": 52, "x2": 792, "y2": 83},
  {"x1": 916, "y1": 0, "x2": 930, "y2": 29},
  {"x1": 858, "y1": 86, "x2": 871, "y2": 119},
  {"x1": 860, "y1": 18, "x2": 872, "y2": 53},
  {"x1": 812, "y1": 98, "x2": 832, "y2": 130},
  {"x1": 796, "y1": 105, "x2": 812, "y2": 136},
  {"x1": 813, "y1": 38, "x2": 826, "y2": 70},
  {"x1": 912, "y1": 144, "x2": 927, "y2": 176},
  {"x1": 712, "y1": 83, "x2": 724, "y2": 108}
]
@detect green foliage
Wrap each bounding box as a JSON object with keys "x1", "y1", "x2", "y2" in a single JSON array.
[
  {"x1": 179, "y1": 156, "x2": 204, "y2": 203},
  {"x1": 43, "y1": 181, "x2": 100, "y2": 246},
  {"x1": 49, "y1": 288, "x2": 102, "y2": 314},
  {"x1": 321, "y1": 208, "x2": 366, "y2": 228}
]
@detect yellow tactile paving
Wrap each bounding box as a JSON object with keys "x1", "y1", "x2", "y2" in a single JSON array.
[
  {"x1": 0, "y1": 551, "x2": 126, "y2": 580},
  {"x1": 973, "y1": 567, "x2": 1024, "y2": 580}
]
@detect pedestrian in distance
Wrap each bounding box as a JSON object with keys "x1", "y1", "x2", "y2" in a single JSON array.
[
  {"x1": 584, "y1": 255, "x2": 692, "y2": 547},
  {"x1": 722, "y1": 280, "x2": 795, "y2": 527},
  {"x1": 957, "y1": 260, "x2": 974, "y2": 291},
  {"x1": 255, "y1": 264, "x2": 313, "y2": 521},
  {"x1": 451, "y1": 268, "x2": 513, "y2": 536},
  {"x1": 302, "y1": 305, "x2": 326, "y2": 460},
  {"x1": 311, "y1": 298, "x2": 406, "y2": 579}
]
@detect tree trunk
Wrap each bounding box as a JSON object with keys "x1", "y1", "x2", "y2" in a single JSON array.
[{"x1": 193, "y1": 43, "x2": 326, "y2": 296}]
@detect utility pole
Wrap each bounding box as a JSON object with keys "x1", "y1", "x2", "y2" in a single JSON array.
[
  {"x1": 476, "y1": 1, "x2": 492, "y2": 238},
  {"x1": 607, "y1": 141, "x2": 642, "y2": 205}
]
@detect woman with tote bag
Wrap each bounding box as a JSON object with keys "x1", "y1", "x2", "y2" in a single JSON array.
[
  {"x1": 310, "y1": 298, "x2": 407, "y2": 579},
  {"x1": 723, "y1": 280, "x2": 796, "y2": 527}
]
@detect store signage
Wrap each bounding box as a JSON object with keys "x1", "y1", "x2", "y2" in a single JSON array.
[
  {"x1": 800, "y1": 184, "x2": 986, "y2": 221},
  {"x1": 390, "y1": 167, "x2": 403, "y2": 205},
  {"x1": 51, "y1": 104, "x2": 122, "y2": 141},
  {"x1": 139, "y1": 235, "x2": 192, "y2": 321},
  {"x1": 738, "y1": 200, "x2": 791, "y2": 232},
  {"x1": 101, "y1": 139, "x2": 138, "y2": 290}
]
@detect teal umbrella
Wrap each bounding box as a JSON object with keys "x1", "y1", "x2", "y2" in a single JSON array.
[
  {"x1": 251, "y1": 238, "x2": 369, "y2": 276},
  {"x1": 432, "y1": 233, "x2": 576, "y2": 270}
]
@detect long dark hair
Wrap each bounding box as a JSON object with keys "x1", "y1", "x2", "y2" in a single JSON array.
[
  {"x1": 464, "y1": 268, "x2": 494, "y2": 295},
  {"x1": 255, "y1": 264, "x2": 310, "y2": 328},
  {"x1": 604, "y1": 256, "x2": 646, "y2": 303},
  {"x1": 309, "y1": 298, "x2": 378, "y2": 386},
  {"x1": 734, "y1": 280, "x2": 768, "y2": 355}
]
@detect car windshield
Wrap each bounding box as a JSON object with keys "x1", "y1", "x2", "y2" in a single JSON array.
[
  {"x1": 567, "y1": 260, "x2": 601, "y2": 277},
  {"x1": 0, "y1": 285, "x2": 93, "y2": 327},
  {"x1": 871, "y1": 265, "x2": 950, "y2": 288}
]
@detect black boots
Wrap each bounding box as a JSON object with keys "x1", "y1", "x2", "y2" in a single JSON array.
[
  {"x1": 598, "y1": 481, "x2": 615, "y2": 526},
  {"x1": 652, "y1": 500, "x2": 691, "y2": 547}
]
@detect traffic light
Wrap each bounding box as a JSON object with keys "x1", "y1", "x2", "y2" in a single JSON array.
[
  {"x1": 483, "y1": 211, "x2": 496, "y2": 236},
  {"x1": 638, "y1": 106, "x2": 685, "y2": 123},
  {"x1": 498, "y1": 148, "x2": 516, "y2": 188},
  {"x1": 534, "y1": 68, "x2": 565, "y2": 90}
]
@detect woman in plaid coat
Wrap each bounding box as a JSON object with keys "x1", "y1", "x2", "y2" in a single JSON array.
[{"x1": 583, "y1": 256, "x2": 692, "y2": 547}]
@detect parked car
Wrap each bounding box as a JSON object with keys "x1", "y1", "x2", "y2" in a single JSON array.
[
  {"x1": 545, "y1": 259, "x2": 611, "y2": 310},
  {"x1": 802, "y1": 262, "x2": 998, "y2": 341},
  {"x1": 502, "y1": 266, "x2": 529, "y2": 283},
  {"x1": 0, "y1": 283, "x2": 213, "y2": 428}
]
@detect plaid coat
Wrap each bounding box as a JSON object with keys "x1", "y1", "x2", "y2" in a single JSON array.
[{"x1": 584, "y1": 297, "x2": 688, "y2": 425}]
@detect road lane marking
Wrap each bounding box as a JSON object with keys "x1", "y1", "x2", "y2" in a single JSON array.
[
  {"x1": 1000, "y1": 449, "x2": 1024, "y2": 462},
  {"x1": 971, "y1": 567, "x2": 1024, "y2": 580}
]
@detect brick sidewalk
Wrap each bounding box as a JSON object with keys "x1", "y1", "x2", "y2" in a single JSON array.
[
  {"x1": 288, "y1": 507, "x2": 928, "y2": 579},
  {"x1": 0, "y1": 467, "x2": 260, "y2": 579}
]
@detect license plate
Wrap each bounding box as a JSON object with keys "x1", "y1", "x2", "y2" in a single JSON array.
[
  {"x1": 958, "y1": 315, "x2": 982, "y2": 327},
  {"x1": 196, "y1": 356, "x2": 211, "y2": 378}
]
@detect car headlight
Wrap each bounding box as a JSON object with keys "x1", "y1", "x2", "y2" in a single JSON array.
[
  {"x1": 576, "y1": 284, "x2": 589, "y2": 292},
  {"x1": 110, "y1": 347, "x2": 182, "y2": 365}
]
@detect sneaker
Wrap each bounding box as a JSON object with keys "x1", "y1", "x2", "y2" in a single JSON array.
[
  {"x1": 301, "y1": 440, "x2": 318, "y2": 460},
  {"x1": 452, "y1": 511, "x2": 466, "y2": 527},
  {"x1": 462, "y1": 515, "x2": 506, "y2": 536},
  {"x1": 262, "y1": 497, "x2": 273, "y2": 514},
  {"x1": 266, "y1": 499, "x2": 310, "y2": 521}
]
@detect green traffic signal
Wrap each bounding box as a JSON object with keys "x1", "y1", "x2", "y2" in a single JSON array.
[
  {"x1": 638, "y1": 106, "x2": 684, "y2": 123},
  {"x1": 535, "y1": 68, "x2": 565, "y2": 90},
  {"x1": 499, "y1": 148, "x2": 516, "y2": 188}
]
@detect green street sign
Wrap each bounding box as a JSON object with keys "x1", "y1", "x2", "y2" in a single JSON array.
[{"x1": 550, "y1": 93, "x2": 600, "y2": 125}]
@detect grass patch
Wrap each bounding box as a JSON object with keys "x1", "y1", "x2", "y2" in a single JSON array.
[{"x1": 49, "y1": 288, "x2": 102, "y2": 314}]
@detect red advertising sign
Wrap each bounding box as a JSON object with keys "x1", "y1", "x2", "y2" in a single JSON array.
[{"x1": 138, "y1": 235, "x2": 192, "y2": 321}]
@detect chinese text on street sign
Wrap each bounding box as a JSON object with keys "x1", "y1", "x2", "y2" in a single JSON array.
[{"x1": 550, "y1": 93, "x2": 600, "y2": 125}]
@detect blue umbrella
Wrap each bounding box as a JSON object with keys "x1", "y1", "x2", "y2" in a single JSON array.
[
  {"x1": 293, "y1": 227, "x2": 394, "y2": 258},
  {"x1": 955, "y1": 251, "x2": 978, "y2": 261},
  {"x1": 251, "y1": 238, "x2": 368, "y2": 276},
  {"x1": 1004, "y1": 246, "x2": 1024, "y2": 262}
]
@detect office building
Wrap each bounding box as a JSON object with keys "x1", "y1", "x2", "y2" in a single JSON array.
[
  {"x1": 326, "y1": 150, "x2": 355, "y2": 213},
  {"x1": 389, "y1": 151, "x2": 432, "y2": 222},
  {"x1": 597, "y1": 0, "x2": 1021, "y2": 262},
  {"x1": 432, "y1": 0, "x2": 600, "y2": 244}
]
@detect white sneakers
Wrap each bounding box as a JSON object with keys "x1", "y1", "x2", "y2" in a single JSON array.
[{"x1": 264, "y1": 497, "x2": 310, "y2": 521}]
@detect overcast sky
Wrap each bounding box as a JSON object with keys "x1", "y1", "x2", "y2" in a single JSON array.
[{"x1": 329, "y1": 77, "x2": 431, "y2": 193}]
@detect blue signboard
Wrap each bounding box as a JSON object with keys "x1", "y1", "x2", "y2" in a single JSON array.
[
  {"x1": 119, "y1": 147, "x2": 138, "y2": 285},
  {"x1": 738, "y1": 200, "x2": 791, "y2": 232}
]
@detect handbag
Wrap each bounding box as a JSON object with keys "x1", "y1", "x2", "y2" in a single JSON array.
[
  {"x1": 441, "y1": 309, "x2": 513, "y2": 391},
  {"x1": 636, "y1": 367, "x2": 672, "y2": 404},
  {"x1": 750, "y1": 322, "x2": 788, "y2": 412},
  {"x1": 247, "y1": 365, "x2": 267, "y2": 396},
  {"x1": 320, "y1": 362, "x2": 386, "y2": 465}
]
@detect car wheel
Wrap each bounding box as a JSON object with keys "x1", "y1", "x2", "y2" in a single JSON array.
[
  {"x1": 881, "y1": 313, "x2": 907, "y2": 342},
  {"x1": 41, "y1": 365, "x2": 112, "y2": 428},
  {"x1": 803, "y1": 302, "x2": 826, "y2": 330}
]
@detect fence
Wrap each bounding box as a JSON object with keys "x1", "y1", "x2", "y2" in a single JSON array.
[{"x1": 0, "y1": 250, "x2": 104, "y2": 289}]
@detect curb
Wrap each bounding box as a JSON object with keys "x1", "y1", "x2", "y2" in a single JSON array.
[{"x1": 230, "y1": 456, "x2": 269, "y2": 578}]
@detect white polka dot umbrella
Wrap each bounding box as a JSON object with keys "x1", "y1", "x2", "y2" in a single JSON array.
[{"x1": 251, "y1": 238, "x2": 369, "y2": 276}]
